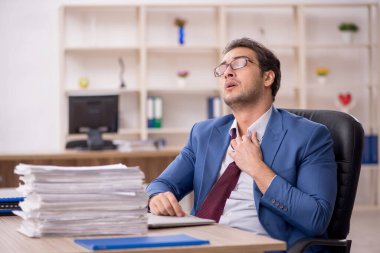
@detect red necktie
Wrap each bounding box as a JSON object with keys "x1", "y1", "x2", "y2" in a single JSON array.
[{"x1": 196, "y1": 129, "x2": 241, "y2": 222}]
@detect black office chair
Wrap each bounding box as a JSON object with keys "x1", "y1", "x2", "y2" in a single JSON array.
[{"x1": 286, "y1": 109, "x2": 364, "y2": 253}]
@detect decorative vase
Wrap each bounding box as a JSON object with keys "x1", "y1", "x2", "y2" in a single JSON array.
[
  {"x1": 317, "y1": 76, "x2": 327, "y2": 85},
  {"x1": 177, "y1": 77, "x2": 187, "y2": 88},
  {"x1": 178, "y1": 26, "x2": 185, "y2": 45},
  {"x1": 79, "y1": 77, "x2": 89, "y2": 89},
  {"x1": 340, "y1": 31, "x2": 354, "y2": 44}
]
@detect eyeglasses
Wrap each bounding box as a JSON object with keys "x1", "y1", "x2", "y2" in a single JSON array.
[{"x1": 214, "y1": 57, "x2": 255, "y2": 77}]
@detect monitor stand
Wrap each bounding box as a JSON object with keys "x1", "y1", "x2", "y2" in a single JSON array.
[
  {"x1": 66, "y1": 128, "x2": 116, "y2": 150},
  {"x1": 86, "y1": 129, "x2": 116, "y2": 150},
  {"x1": 87, "y1": 129, "x2": 104, "y2": 150}
]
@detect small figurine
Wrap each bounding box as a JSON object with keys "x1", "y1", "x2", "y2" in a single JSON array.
[{"x1": 118, "y1": 57, "x2": 126, "y2": 88}]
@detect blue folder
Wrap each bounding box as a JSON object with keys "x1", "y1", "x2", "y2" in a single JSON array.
[
  {"x1": 0, "y1": 197, "x2": 24, "y2": 216},
  {"x1": 74, "y1": 233, "x2": 210, "y2": 250}
]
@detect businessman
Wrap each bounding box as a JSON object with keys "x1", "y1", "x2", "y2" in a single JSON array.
[{"x1": 146, "y1": 37, "x2": 337, "y2": 252}]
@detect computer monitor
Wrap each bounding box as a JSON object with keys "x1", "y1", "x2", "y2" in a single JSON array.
[{"x1": 67, "y1": 95, "x2": 118, "y2": 150}]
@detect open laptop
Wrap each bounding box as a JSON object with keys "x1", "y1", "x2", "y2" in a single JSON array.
[{"x1": 148, "y1": 213, "x2": 215, "y2": 228}]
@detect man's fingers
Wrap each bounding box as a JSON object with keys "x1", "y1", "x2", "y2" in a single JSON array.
[
  {"x1": 150, "y1": 195, "x2": 170, "y2": 215},
  {"x1": 150, "y1": 201, "x2": 165, "y2": 216},
  {"x1": 251, "y1": 132, "x2": 260, "y2": 146},
  {"x1": 230, "y1": 139, "x2": 237, "y2": 150},
  {"x1": 159, "y1": 196, "x2": 177, "y2": 216},
  {"x1": 149, "y1": 192, "x2": 185, "y2": 217},
  {"x1": 165, "y1": 192, "x2": 186, "y2": 216}
]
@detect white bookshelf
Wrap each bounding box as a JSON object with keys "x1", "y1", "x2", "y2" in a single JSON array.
[{"x1": 59, "y1": 2, "x2": 379, "y2": 207}]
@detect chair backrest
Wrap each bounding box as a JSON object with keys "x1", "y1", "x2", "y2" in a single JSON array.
[{"x1": 286, "y1": 109, "x2": 364, "y2": 239}]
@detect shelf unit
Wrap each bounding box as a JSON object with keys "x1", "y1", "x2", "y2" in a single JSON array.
[{"x1": 59, "y1": 2, "x2": 379, "y2": 206}]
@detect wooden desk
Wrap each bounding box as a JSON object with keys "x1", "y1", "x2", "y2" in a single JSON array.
[
  {"x1": 0, "y1": 216, "x2": 286, "y2": 253},
  {"x1": 0, "y1": 149, "x2": 179, "y2": 188}
]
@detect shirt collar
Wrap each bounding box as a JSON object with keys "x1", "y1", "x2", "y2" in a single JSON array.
[{"x1": 229, "y1": 106, "x2": 273, "y2": 144}]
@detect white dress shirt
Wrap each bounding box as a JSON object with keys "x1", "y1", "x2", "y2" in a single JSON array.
[{"x1": 218, "y1": 106, "x2": 273, "y2": 235}]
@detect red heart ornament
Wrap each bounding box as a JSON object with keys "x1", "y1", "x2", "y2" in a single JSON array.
[{"x1": 338, "y1": 93, "x2": 352, "y2": 106}]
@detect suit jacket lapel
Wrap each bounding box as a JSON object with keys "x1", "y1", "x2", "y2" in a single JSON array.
[
  {"x1": 254, "y1": 108, "x2": 287, "y2": 211},
  {"x1": 197, "y1": 117, "x2": 233, "y2": 210}
]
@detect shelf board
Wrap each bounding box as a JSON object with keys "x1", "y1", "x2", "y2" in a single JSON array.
[
  {"x1": 63, "y1": 5, "x2": 139, "y2": 11},
  {"x1": 67, "y1": 129, "x2": 141, "y2": 140},
  {"x1": 64, "y1": 46, "x2": 139, "y2": 53},
  {"x1": 147, "y1": 128, "x2": 190, "y2": 134},
  {"x1": 306, "y1": 83, "x2": 370, "y2": 90},
  {"x1": 147, "y1": 87, "x2": 219, "y2": 95},
  {"x1": 267, "y1": 44, "x2": 298, "y2": 50},
  {"x1": 361, "y1": 164, "x2": 379, "y2": 169},
  {"x1": 66, "y1": 88, "x2": 139, "y2": 96},
  {"x1": 306, "y1": 43, "x2": 370, "y2": 49},
  {"x1": 147, "y1": 45, "x2": 219, "y2": 54},
  {"x1": 117, "y1": 128, "x2": 142, "y2": 135}
]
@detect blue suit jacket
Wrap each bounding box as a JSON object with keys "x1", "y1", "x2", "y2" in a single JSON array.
[{"x1": 146, "y1": 108, "x2": 337, "y2": 252}]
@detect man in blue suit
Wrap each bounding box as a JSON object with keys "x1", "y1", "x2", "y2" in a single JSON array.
[{"x1": 146, "y1": 37, "x2": 337, "y2": 253}]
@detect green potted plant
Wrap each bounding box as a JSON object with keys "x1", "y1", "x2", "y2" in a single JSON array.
[{"x1": 338, "y1": 22, "x2": 359, "y2": 44}]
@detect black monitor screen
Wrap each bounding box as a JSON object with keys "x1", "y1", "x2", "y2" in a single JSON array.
[{"x1": 68, "y1": 95, "x2": 119, "y2": 134}]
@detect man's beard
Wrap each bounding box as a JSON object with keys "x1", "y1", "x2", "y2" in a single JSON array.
[{"x1": 223, "y1": 87, "x2": 261, "y2": 110}]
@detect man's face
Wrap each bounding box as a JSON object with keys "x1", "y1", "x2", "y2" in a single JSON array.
[{"x1": 217, "y1": 47, "x2": 269, "y2": 109}]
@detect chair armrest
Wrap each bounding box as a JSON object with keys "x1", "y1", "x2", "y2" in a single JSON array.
[{"x1": 288, "y1": 238, "x2": 351, "y2": 253}]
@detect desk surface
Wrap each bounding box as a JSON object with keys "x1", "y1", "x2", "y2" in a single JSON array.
[
  {"x1": 0, "y1": 216, "x2": 285, "y2": 253},
  {"x1": 0, "y1": 148, "x2": 180, "y2": 161}
]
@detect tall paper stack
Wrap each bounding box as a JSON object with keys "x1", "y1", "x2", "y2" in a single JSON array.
[{"x1": 14, "y1": 163, "x2": 148, "y2": 237}]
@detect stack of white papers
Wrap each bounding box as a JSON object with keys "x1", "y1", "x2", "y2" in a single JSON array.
[{"x1": 14, "y1": 163, "x2": 148, "y2": 237}]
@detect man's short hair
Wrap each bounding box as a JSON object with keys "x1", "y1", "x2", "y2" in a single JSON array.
[{"x1": 223, "y1": 37, "x2": 281, "y2": 101}]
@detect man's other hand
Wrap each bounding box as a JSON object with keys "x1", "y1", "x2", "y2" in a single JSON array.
[{"x1": 149, "y1": 192, "x2": 186, "y2": 217}]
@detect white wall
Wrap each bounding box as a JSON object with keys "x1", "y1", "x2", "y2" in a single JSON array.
[
  {"x1": 0, "y1": 0, "x2": 375, "y2": 153},
  {"x1": 0, "y1": 0, "x2": 61, "y2": 153}
]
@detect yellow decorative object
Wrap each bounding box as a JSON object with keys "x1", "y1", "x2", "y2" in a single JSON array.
[
  {"x1": 315, "y1": 67, "x2": 330, "y2": 76},
  {"x1": 79, "y1": 77, "x2": 89, "y2": 89}
]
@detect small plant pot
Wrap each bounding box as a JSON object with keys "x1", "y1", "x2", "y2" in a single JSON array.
[
  {"x1": 317, "y1": 76, "x2": 327, "y2": 85},
  {"x1": 340, "y1": 31, "x2": 355, "y2": 44},
  {"x1": 177, "y1": 77, "x2": 187, "y2": 88}
]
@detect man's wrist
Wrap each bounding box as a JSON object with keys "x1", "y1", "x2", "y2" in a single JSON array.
[{"x1": 147, "y1": 193, "x2": 159, "y2": 213}]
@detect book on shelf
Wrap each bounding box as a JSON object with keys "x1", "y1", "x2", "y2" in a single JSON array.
[
  {"x1": 207, "y1": 96, "x2": 222, "y2": 119},
  {"x1": 147, "y1": 96, "x2": 163, "y2": 128},
  {"x1": 147, "y1": 96, "x2": 155, "y2": 128},
  {"x1": 362, "y1": 134, "x2": 378, "y2": 164}
]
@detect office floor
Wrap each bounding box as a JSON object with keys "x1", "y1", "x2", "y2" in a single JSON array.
[{"x1": 348, "y1": 208, "x2": 380, "y2": 253}]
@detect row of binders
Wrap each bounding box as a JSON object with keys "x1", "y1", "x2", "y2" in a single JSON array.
[
  {"x1": 14, "y1": 163, "x2": 148, "y2": 237},
  {"x1": 147, "y1": 96, "x2": 163, "y2": 128},
  {"x1": 147, "y1": 96, "x2": 223, "y2": 128},
  {"x1": 362, "y1": 134, "x2": 378, "y2": 164},
  {"x1": 207, "y1": 96, "x2": 222, "y2": 119}
]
